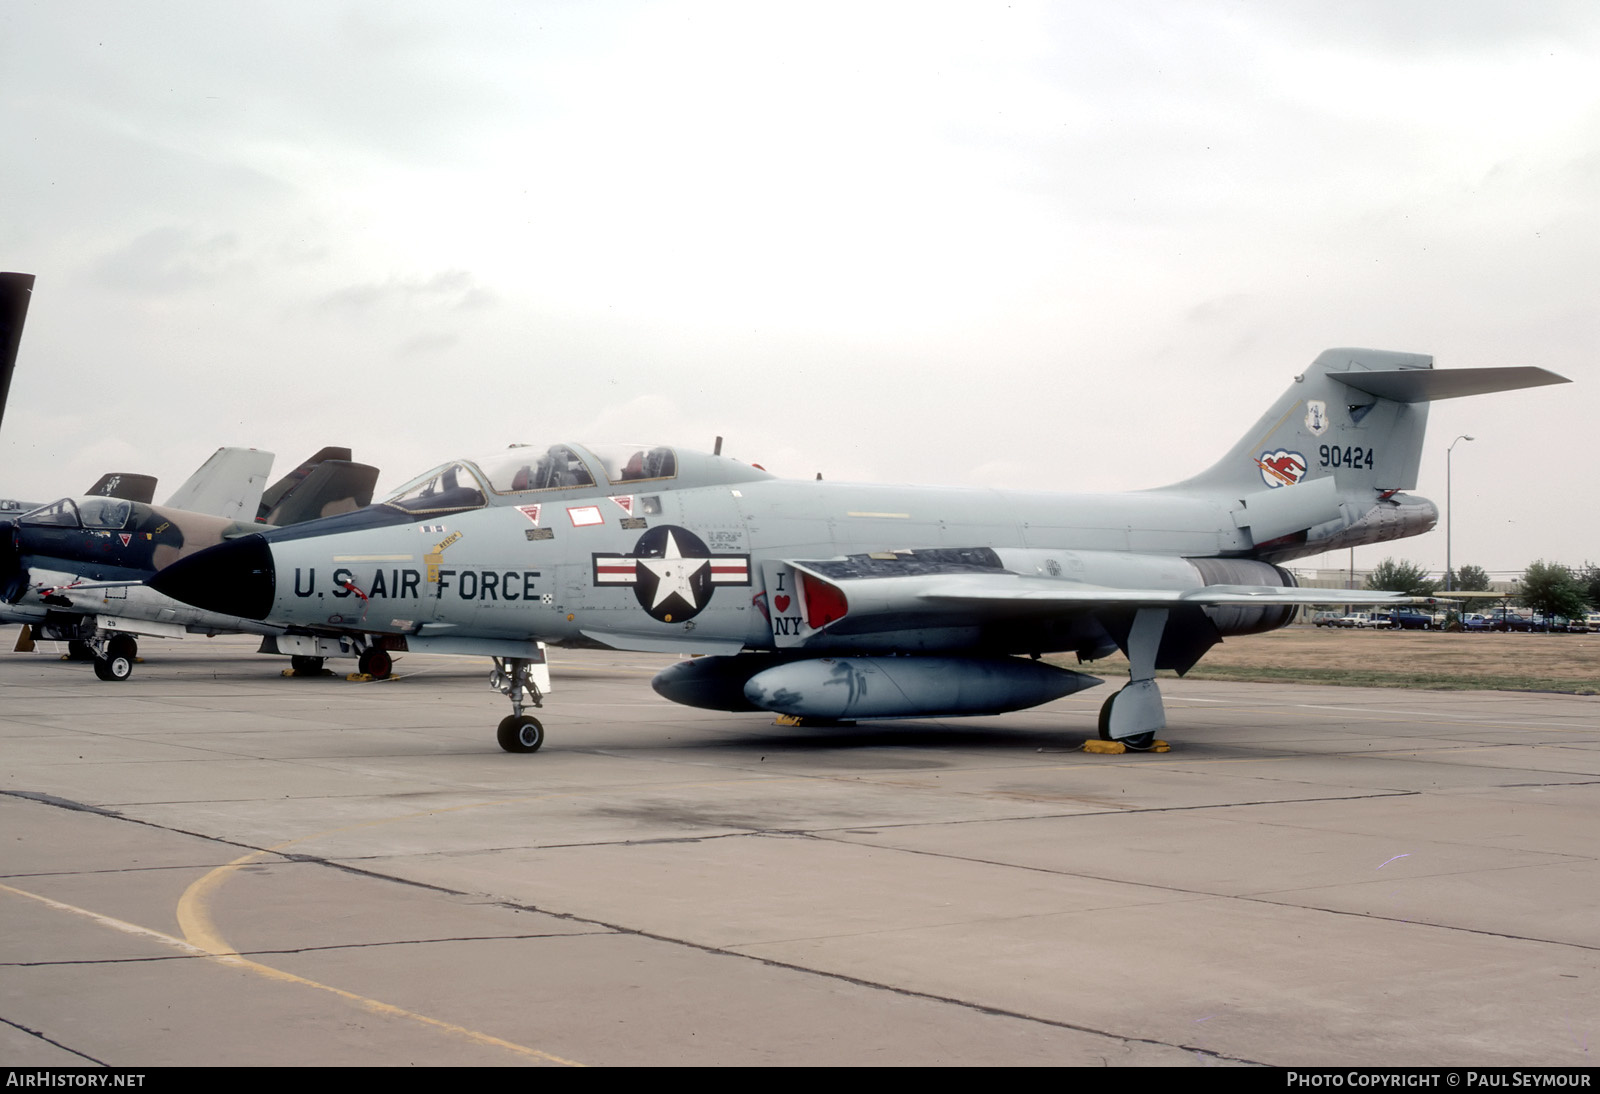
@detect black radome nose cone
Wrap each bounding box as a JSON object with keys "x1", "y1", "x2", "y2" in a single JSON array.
[{"x1": 149, "y1": 534, "x2": 276, "y2": 620}]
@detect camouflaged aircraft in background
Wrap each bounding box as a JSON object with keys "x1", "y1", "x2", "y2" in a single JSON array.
[
  {"x1": 2, "y1": 447, "x2": 379, "y2": 679},
  {"x1": 150, "y1": 348, "x2": 1566, "y2": 753},
  {"x1": 0, "y1": 271, "x2": 385, "y2": 679}
]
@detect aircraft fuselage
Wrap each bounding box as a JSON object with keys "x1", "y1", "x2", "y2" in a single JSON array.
[{"x1": 244, "y1": 478, "x2": 1277, "y2": 662}]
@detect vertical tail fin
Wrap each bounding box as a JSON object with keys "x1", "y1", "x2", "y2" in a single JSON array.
[
  {"x1": 84, "y1": 473, "x2": 159, "y2": 503},
  {"x1": 1164, "y1": 348, "x2": 1567, "y2": 499},
  {"x1": 256, "y1": 446, "x2": 353, "y2": 522},
  {"x1": 1159, "y1": 348, "x2": 1568, "y2": 559},
  {"x1": 1163, "y1": 348, "x2": 1438, "y2": 498},
  {"x1": 260, "y1": 459, "x2": 380, "y2": 526},
  {"x1": 163, "y1": 447, "x2": 276, "y2": 520}
]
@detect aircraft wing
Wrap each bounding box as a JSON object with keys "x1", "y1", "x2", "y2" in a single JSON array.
[
  {"x1": 913, "y1": 574, "x2": 1409, "y2": 607},
  {"x1": 779, "y1": 562, "x2": 1410, "y2": 637},
  {"x1": 844, "y1": 572, "x2": 1408, "y2": 607}
]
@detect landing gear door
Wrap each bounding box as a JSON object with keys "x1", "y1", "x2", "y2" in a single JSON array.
[{"x1": 760, "y1": 560, "x2": 817, "y2": 648}]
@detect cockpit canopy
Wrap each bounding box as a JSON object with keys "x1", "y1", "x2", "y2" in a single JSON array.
[
  {"x1": 382, "y1": 444, "x2": 682, "y2": 516},
  {"x1": 19, "y1": 496, "x2": 134, "y2": 530}
]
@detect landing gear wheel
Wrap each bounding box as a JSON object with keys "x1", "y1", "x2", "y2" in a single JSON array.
[
  {"x1": 358, "y1": 647, "x2": 393, "y2": 679},
  {"x1": 1096, "y1": 684, "x2": 1162, "y2": 750},
  {"x1": 497, "y1": 714, "x2": 544, "y2": 753},
  {"x1": 107, "y1": 634, "x2": 137, "y2": 663},
  {"x1": 93, "y1": 653, "x2": 133, "y2": 681},
  {"x1": 290, "y1": 655, "x2": 325, "y2": 675},
  {"x1": 67, "y1": 640, "x2": 96, "y2": 661},
  {"x1": 1096, "y1": 691, "x2": 1116, "y2": 741}
]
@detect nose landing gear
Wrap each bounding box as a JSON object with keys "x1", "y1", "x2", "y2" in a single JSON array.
[
  {"x1": 91, "y1": 633, "x2": 138, "y2": 682},
  {"x1": 491, "y1": 656, "x2": 545, "y2": 753}
]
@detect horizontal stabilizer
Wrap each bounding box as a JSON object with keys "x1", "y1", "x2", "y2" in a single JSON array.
[{"x1": 1329, "y1": 366, "x2": 1568, "y2": 403}]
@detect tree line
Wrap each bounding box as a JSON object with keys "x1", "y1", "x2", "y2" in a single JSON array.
[{"x1": 1362, "y1": 558, "x2": 1600, "y2": 620}]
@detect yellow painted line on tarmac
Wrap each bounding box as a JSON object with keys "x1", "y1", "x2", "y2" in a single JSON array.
[
  {"x1": 2, "y1": 875, "x2": 579, "y2": 1066},
  {"x1": 165, "y1": 774, "x2": 828, "y2": 1065},
  {"x1": 172, "y1": 847, "x2": 582, "y2": 1065},
  {"x1": 1, "y1": 880, "x2": 214, "y2": 957}
]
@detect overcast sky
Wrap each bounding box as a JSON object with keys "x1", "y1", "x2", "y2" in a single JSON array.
[{"x1": 2, "y1": 1, "x2": 1595, "y2": 576}]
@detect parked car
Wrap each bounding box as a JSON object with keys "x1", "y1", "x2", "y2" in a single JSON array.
[
  {"x1": 1386, "y1": 608, "x2": 1435, "y2": 630},
  {"x1": 1490, "y1": 608, "x2": 1538, "y2": 632},
  {"x1": 1311, "y1": 611, "x2": 1343, "y2": 627}
]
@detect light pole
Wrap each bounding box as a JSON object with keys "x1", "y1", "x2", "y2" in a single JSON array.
[{"x1": 1446, "y1": 434, "x2": 1474, "y2": 592}]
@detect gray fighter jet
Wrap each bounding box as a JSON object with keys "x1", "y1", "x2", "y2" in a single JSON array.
[{"x1": 150, "y1": 349, "x2": 1566, "y2": 752}]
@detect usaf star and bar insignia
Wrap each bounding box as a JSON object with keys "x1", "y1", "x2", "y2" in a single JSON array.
[{"x1": 593, "y1": 525, "x2": 750, "y2": 623}]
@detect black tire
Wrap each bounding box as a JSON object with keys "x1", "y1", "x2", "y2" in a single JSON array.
[
  {"x1": 358, "y1": 647, "x2": 393, "y2": 679},
  {"x1": 497, "y1": 714, "x2": 544, "y2": 753},
  {"x1": 93, "y1": 654, "x2": 132, "y2": 681},
  {"x1": 1096, "y1": 690, "x2": 1116, "y2": 741},
  {"x1": 1096, "y1": 687, "x2": 1155, "y2": 750},
  {"x1": 107, "y1": 634, "x2": 137, "y2": 662},
  {"x1": 290, "y1": 655, "x2": 325, "y2": 675}
]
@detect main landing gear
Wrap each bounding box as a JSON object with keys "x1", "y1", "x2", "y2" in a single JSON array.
[
  {"x1": 1091, "y1": 607, "x2": 1170, "y2": 754},
  {"x1": 490, "y1": 656, "x2": 544, "y2": 753},
  {"x1": 90, "y1": 634, "x2": 138, "y2": 682},
  {"x1": 356, "y1": 646, "x2": 393, "y2": 680}
]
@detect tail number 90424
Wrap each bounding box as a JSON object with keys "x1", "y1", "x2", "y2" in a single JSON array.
[{"x1": 1320, "y1": 445, "x2": 1375, "y2": 469}]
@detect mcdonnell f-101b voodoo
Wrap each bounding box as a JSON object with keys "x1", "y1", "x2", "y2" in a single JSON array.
[{"x1": 150, "y1": 349, "x2": 1566, "y2": 753}]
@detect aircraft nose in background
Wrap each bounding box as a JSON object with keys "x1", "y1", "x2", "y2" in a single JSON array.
[{"x1": 148, "y1": 533, "x2": 276, "y2": 620}]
